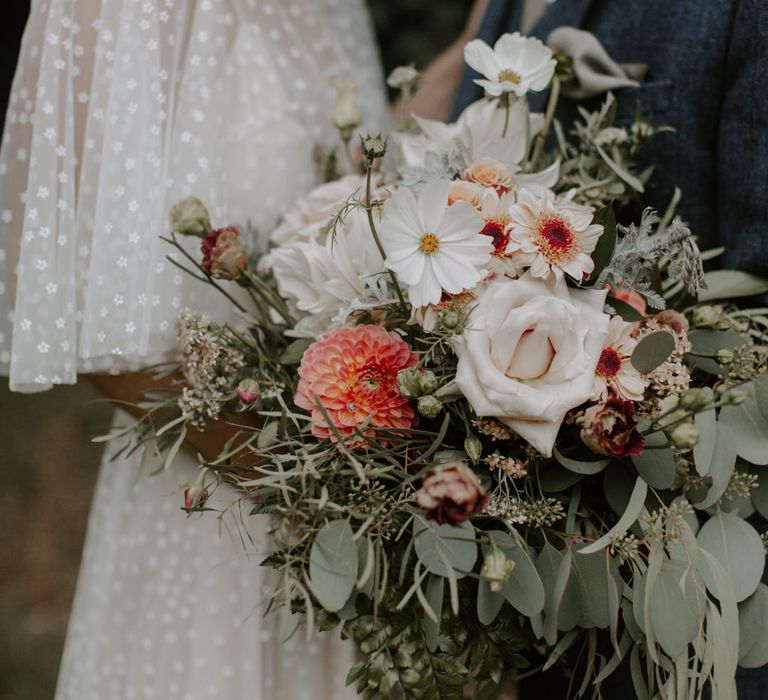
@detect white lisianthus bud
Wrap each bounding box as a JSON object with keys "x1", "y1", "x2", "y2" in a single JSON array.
[
  {"x1": 418, "y1": 395, "x2": 443, "y2": 419},
  {"x1": 387, "y1": 65, "x2": 420, "y2": 90},
  {"x1": 332, "y1": 80, "x2": 362, "y2": 140},
  {"x1": 481, "y1": 549, "x2": 515, "y2": 593},
  {"x1": 170, "y1": 196, "x2": 212, "y2": 236},
  {"x1": 419, "y1": 370, "x2": 439, "y2": 396},
  {"x1": 679, "y1": 388, "x2": 712, "y2": 411},
  {"x1": 669, "y1": 423, "x2": 700, "y2": 450}
]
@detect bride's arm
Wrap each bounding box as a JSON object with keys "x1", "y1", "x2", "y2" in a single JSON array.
[{"x1": 403, "y1": 0, "x2": 489, "y2": 121}]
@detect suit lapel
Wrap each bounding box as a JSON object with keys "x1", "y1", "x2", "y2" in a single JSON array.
[{"x1": 529, "y1": 0, "x2": 597, "y2": 40}]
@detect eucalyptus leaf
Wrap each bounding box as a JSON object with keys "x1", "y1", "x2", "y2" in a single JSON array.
[
  {"x1": 580, "y1": 476, "x2": 647, "y2": 554},
  {"x1": 309, "y1": 520, "x2": 358, "y2": 612},
  {"x1": 738, "y1": 584, "x2": 768, "y2": 668},
  {"x1": 571, "y1": 545, "x2": 618, "y2": 629},
  {"x1": 279, "y1": 337, "x2": 314, "y2": 365},
  {"x1": 595, "y1": 143, "x2": 644, "y2": 192},
  {"x1": 649, "y1": 559, "x2": 701, "y2": 659},
  {"x1": 477, "y1": 579, "x2": 505, "y2": 627},
  {"x1": 535, "y1": 544, "x2": 579, "y2": 643},
  {"x1": 421, "y1": 575, "x2": 444, "y2": 652},
  {"x1": 631, "y1": 431, "x2": 676, "y2": 489},
  {"x1": 692, "y1": 393, "x2": 716, "y2": 476},
  {"x1": 751, "y1": 466, "x2": 768, "y2": 520},
  {"x1": 537, "y1": 463, "x2": 583, "y2": 492},
  {"x1": 693, "y1": 422, "x2": 737, "y2": 509},
  {"x1": 686, "y1": 330, "x2": 748, "y2": 375},
  {"x1": 698, "y1": 270, "x2": 768, "y2": 302},
  {"x1": 554, "y1": 447, "x2": 610, "y2": 475},
  {"x1": 631, "y1": 331, "x2": 676, "y2": 374},
  {"x1": 413, "y1": 518, "x2": 477, "y2": 579},
  {"x1": 484, "y1": 531, "x2": 545, "y2": 616},
  {"x1": 257, "y1": 421, "x2": 280, "y2": 449},
  {"x1": 697, "y1": 512, "x2": 765, "y2": 603},
  {"x1": 754, "y1": 377, "x2": 768, "y2": 420},
  {"x1": 720, "y1": 387, "x2": 768, "y2": 465}
]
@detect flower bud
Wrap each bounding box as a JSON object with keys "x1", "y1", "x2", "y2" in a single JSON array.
[
  {"x1": 715, "y1": 349, "x2": 735, "y2": 364},
  {"x1": 418, "y1": 370, "x2": 439, "y2": 396},
  {"x1": 397, "y1": 367, "x2": 422, "y2": 399},
  {"x1": 669, "y1": 422, "x2": 700, "y2": 450},
  {"x1": 679, "y1": 388, "x2": 712, "y2": 411},
  {"x1": 417, "y1": 395, "x2": 443, "y2": 419},
  {"x1": 440, "y1": 309, "x2": 462, "y2": 331},
  {"x1": 415, "y1": 462, "x2": 488, "y2": 525},
  {"x1": 332, "y1": 80, "x2": 362, "y2": 140},
  {"x1": 727, "y1": 390, "x2": 749, "y2": 406},
  {"x1": 386, "y1": 65, "x2": 420, "y2": 90},
  {"x1": 693, "y1": 305, "x2": 724, "y2": 328},
  {"x1": 362, "y1": 135, "x2": 387, "y2": 161},
  {"x1": 481, "y1": 549, "x2": 515, "y2": 593},
  {"x1": 183, "y1": 470, "x2": 208, "y2": 512},
  {"x1": 464, "y1": 434, "x2": 483, "y2": 463},
  {"x1": 236, "y1": 378, "x2": 260, "y2": 405},
  {"x1": 201, "y1": 226, "x2": 247, "y2": 280},
  {"x1": 170, "y1": 196, "x2": 212, "y2": 236}
]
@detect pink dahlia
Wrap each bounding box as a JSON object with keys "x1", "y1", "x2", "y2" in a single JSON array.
[{"x1": 295, "y1": 325, "x2": 419, "y2": 443}]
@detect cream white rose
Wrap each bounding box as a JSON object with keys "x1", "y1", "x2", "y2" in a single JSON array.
[{"x1": 454, "y1": 273, "x2": 610, "y2": 456}]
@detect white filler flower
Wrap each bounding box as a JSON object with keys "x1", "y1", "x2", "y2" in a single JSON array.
[
  {"x1": 464, "y1": 33, "x2": 556, "y2": 98},
  {"x1": 506, "y1": 187, "x2": 603, "y2": 281},
  {"x1": 380, "y1": 180, "x2": 491, "y2": 308}
]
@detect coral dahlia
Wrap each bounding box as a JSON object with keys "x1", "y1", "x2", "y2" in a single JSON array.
[{"x1": 295, "y1": 325, "x2": 419, "y2": 443}]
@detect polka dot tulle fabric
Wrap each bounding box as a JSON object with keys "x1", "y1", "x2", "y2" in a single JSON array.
[{"x1": 0, "y1": 0, "x2": 387, "y2": 392}]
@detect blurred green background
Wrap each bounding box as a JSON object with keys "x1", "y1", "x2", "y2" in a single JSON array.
[{"x1": 0, "y1": 2, "x2": 468, "y2": 698}]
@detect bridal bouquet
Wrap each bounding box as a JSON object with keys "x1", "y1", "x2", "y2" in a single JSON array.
[{"x1": 127, "y1": 33, "x2": 768, "y2": 700}]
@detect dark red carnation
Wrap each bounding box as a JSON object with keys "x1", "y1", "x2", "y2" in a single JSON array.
[
  {"x1": 201, "y1": 226, "x2": 246, "y2": 280},
  {"x1": 580, "y1": 397, "x2": 645, "y2": 457},
  {"x1": 415, "y1": 463, "x2": 488, "y2": 525}
]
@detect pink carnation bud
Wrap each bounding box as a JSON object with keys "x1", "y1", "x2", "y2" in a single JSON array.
[
  {"x1": 415, "y1": 463, "x2": 488, "y2": 525},
  {"x1": 201, "y1": 226, "x2": 247, "y2": 280},
  {"x1": 183, "y1": 471, "x2": 208, "y2": 512},
  {"x1": 236, "y1": 379, "x2": 260, "y2": 405},
  {"x1": 580, "y1": 398, "x2": 645, "y2": 458}
]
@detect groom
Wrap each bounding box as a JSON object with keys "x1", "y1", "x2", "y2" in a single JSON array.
[
  {"x1": 452, "y1": 0, "x2": 768, "y2": 277},
  {"x1": 453, "y1": 0, "x2": 768, "y2": 697}
]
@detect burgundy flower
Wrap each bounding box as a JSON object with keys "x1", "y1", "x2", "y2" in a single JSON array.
[
  {"x1": 415, "y1": 463, "x2": 488, "y2": 525},
  {"x1": 201, "y1": 226, "x2": 247, "y2": 280},
  {"x1": 580, "y1": 397, "x2": 645, "y2": 458}
]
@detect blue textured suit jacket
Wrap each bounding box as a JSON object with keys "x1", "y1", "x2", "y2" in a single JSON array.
[{"x1": 453, "y1": 0, "x2": 768, "y2": 275}]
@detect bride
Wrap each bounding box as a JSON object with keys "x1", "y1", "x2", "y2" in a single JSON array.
[{"x1": 0, "y1": 1, "x2": 387, "y2": 698}]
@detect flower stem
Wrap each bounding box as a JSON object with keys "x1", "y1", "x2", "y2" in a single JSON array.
[
  {"x1": 364, "y1": 165, "x2": 409, "y2": 315},
  {"x1": 501, "y1": 93, "x2": 511, "y2": 138},
  {"x1": 530, "y1": 76, "x2": 561, "y2": 168}
]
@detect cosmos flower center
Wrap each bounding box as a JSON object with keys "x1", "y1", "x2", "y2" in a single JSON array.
[
  {"x1": 498, "y1": 69, "x2": 522, "y2": 84},
  {"x1": 419, "y1": 233, "x2": 440, "y2": 254},
  {"x1": 596, "y1": 347, "x2": 623, "y2": 378},
  {"x1": 534, "y1": 212, "x2": 578, "y2": 262},
  {"x1": 480, "y1": 218, "x2": 510, "y2": 255}
]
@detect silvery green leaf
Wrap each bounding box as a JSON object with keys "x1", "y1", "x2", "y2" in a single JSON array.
[
  {"x1": 535, "y1": 544, "x2": 579, "y2": 643},
  {"x1": 257, "y1": 421, "x2": 279, "y2": 448},
  {"x1": 693, "y1": 422, "x2": 737, "y2": 509},
  {"x1": 750, "y1": 466, "x2": 768, "y2": 520},
  {"x1": 631, "y1": 330, "x2": 676, "y2": 374},
  {"x1": 595, "y1": 143, "x2": 644, "y2": 192},
  {"x1": 356, "y1": 536, "x2": 376, "y2": 596},
  {"x1": 738, "y1": 584, "x2": 768, "y2": 668},
  {"x1": 697, "y1": 513, "x2": 765, "y2": 602},
  {"x1": 484, "y1": 531, "x2": 545, "y2": 616},
  {"x1": 413, "y1": 518, "x2": 477, "y2": 579},
  {"x1": 477, "y1": 579, "x2": 505, "y2": 627},
  {"x1": 554, "y1": 446, "x2": 610, "y2": 475},
  {"x1": 631, "y1": 432, "x2": 676, "y2": 489},
  {"x1": 571, "y1": 545, "x2": 618, "y2": 629},
  {"x1": 720, "y1": 387, "x2": 768, "y2": 465},
  {"x1": 698, "y1": 270, "x2": 768, "y2": 302},
  {"x1": 755, "y1": 377, "x2": 768, "y2": 420},
  {"x1": 649, "y1": 559, "x2": 701, "y2": 659},
  {"x1": 581, "y1": 476, "x2": 647, "y2": 554},
  {"x1": 693, "y1": 390, "x2": 716, "y2": 475},
  {"x1": 309, "y1": 520, "x2": 358, "y2": 612},
  {"x1": 686, "y1": 330, "x2": 749, "y2": 375},
  {"x1": 279, "y1": 337, "x2": 313, "y2": 365},
  {"x1": 420, "y1": 575, "x2": 444, "y2": 652}
]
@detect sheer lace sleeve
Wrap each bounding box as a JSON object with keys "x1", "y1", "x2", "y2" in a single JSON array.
[{"x1": 0, "y1": 0, "x2": 387, "y2": 392}]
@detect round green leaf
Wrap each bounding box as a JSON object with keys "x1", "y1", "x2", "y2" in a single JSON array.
[
  {"x1": 309, "y1": 520, "x2": 359, "y2": 612},
  {"x1": 686, "y1": 330, "x2": 749, "y2": 375},
  {"x1": 554, "y1": 447, "x2": 610, "y2": 475},
  {"x1": 739, "y1": 584, "x2": 768, "y2": 668},
  {"x1": 720, "y1": 388, "x2": 768, "y2": 466},
  {"x1": 751, "y1": 466, "x2": 768, "y2": 519},
  {"x1": 477, "y1": 580, "x2": 505, "y2": 626},
  {"x1": 538, "y1": 464, "x2": 584, "y2": 492},
  {"x1": 484, "y1": 531, "x2": 545, "y2": 616},
  {"x1": 413, "y1": 518, "x2": 477, "y2": 579},
  {"x1": 697, "y1": 513, "x2": 765, "y2": 603},
  {"x1": 692, "y1": 391, "x2": 716, "y2": 476},
  {"x1": 649, "y1": 559, "x2": 701, "y2": 659},
  {"x1": 631, "y1": 331, "x2": 676, "y2": 374},
  {"x1": 693, "y1": 422, "x2": 737, "y2": 510},
  {"x1": 631, "y1": 432, "x2": 676, "y2": 489}
]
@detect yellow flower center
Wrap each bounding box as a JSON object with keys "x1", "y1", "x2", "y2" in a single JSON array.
[
  {"x1": 419, "y1": 233, "x2": 440, "y2": 254},
  {"x1": 498, "y1": 69, "x2": 522, "y2": 84}
]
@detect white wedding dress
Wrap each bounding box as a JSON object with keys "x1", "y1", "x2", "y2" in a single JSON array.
[{"x1": 0, "y1": 1, "x2": 388, "y2": 698}]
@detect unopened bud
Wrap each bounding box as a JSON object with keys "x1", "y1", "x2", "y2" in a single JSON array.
[
  {"x1": 170, "y1": 196, "x2": 212, "y2": 236},
  {"x1": 727, "y1": 390, "x2": 750, "y2": 406},
  {"x1": 481, "y1": 549, "x2": 515, "y2": 593},
  {"x1": 679, "y1": 388, "x2": 712, "y2": 411},
  {"x1": 417, "y1": 395, "x2": 443, "y2": 419},
  {"x1": 397, "y1": 367, "x2": 422, "y2": 399},
  {"x1": 440, "y1": 309, "x2": 462, "y2": 331},
  {"x1": 236, "y1": 378, "x2": 260, "y2": 405},
  {"x1": 464, "y1": 434, "x2": 483, "y2": 463},
  {"x1": 332, "y1": 80, "x2": 362, "y2": 140},
  {"x1": 418, "y1": 370, "x2": 439, "y2": 396},
  {"x1": 362, "y1": 135, "x2": 387, "y2": 161},
  {"x1": 669, "y1": 423, "x2": 700, "y2": 450},
  {"x1": 387, "y1": 65, "x2": 421, "y2": 90},
  {"x1": 693, "y1": 305, "x2": 724, "y2": 328},
  {"x1": 715, "y1": 349, "x2": 735, "y2": 364},
  {"x1": 183, "y1": 470, "x2": 208, "y2": 512}
]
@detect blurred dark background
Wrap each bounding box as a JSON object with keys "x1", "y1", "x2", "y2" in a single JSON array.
[{"x1": 0, "y1": 2, "x2": 467, "y2": 698}]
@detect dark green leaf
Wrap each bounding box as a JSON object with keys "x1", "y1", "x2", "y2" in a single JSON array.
[
  {"x1": 720, "y1": 386, "x2": 768, "y2": 466},
  {"x1": 631, "y1": 431, "x2": 676, "y2": 489},
  {"x1": 587, "y1": 203, "x2": 617, "y2": 284},
  {"x1": 484, "y1": 531, "x2": 545, "y2": 616},
  {"x1": 631, "y1": 330, "x2": 676, "y2": 374},
  {"x1": 739, "y1": 584, "x2": 768, "y2": 667},
  {"x1": 607, "y1": 295, "x2": 645, "y2": 322},
  {"x1": 554, "y1": 447, "x2": 610, "y2": 475}
]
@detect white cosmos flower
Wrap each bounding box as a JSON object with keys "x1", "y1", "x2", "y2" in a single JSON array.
[
  {"x1": 380, "y1": 180, "x2": 491, "y2": 308},
  {"x1": 505, "y1": 186, "x2": 603, "y2": 281},
  {"x1": 464, "y1": 33, "x2": 556, "y2": 98},
  {"x1": 593, "y1": 316, "x2": 648, "y2": 401}
]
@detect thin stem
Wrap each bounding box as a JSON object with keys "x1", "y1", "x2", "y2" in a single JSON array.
[
  {"x1": 501, "y1": 93, "x2": 511, "y2": 138},
  {"x1": 364, "y1": 165, "x2": 409, "y2": 314},
  {"x1": 529, "y1": 76, "x2": 561, "y2": 167}
]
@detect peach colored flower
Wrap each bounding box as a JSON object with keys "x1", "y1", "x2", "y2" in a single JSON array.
[
  {"x1": 463, "y1": 157, "x2": 514, "y2": 194},
  {"x1": 295, "y1": 325, "x2": 419, "y2": 443},
  {"x1": 448, "y1": 180, "x2": 484, "y2": 208},
  {"x1": 593, "y1": 316, "x2": 648, "y2": 401}
]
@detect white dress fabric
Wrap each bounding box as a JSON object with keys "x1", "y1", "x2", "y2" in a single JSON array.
[{"x1": 0, "y1": 1, "x2": 388, "y2": 698}]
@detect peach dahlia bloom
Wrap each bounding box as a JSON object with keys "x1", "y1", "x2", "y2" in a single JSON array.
[{"x1": 295, "y1": 325, "x2": 419, "y2": 443}]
